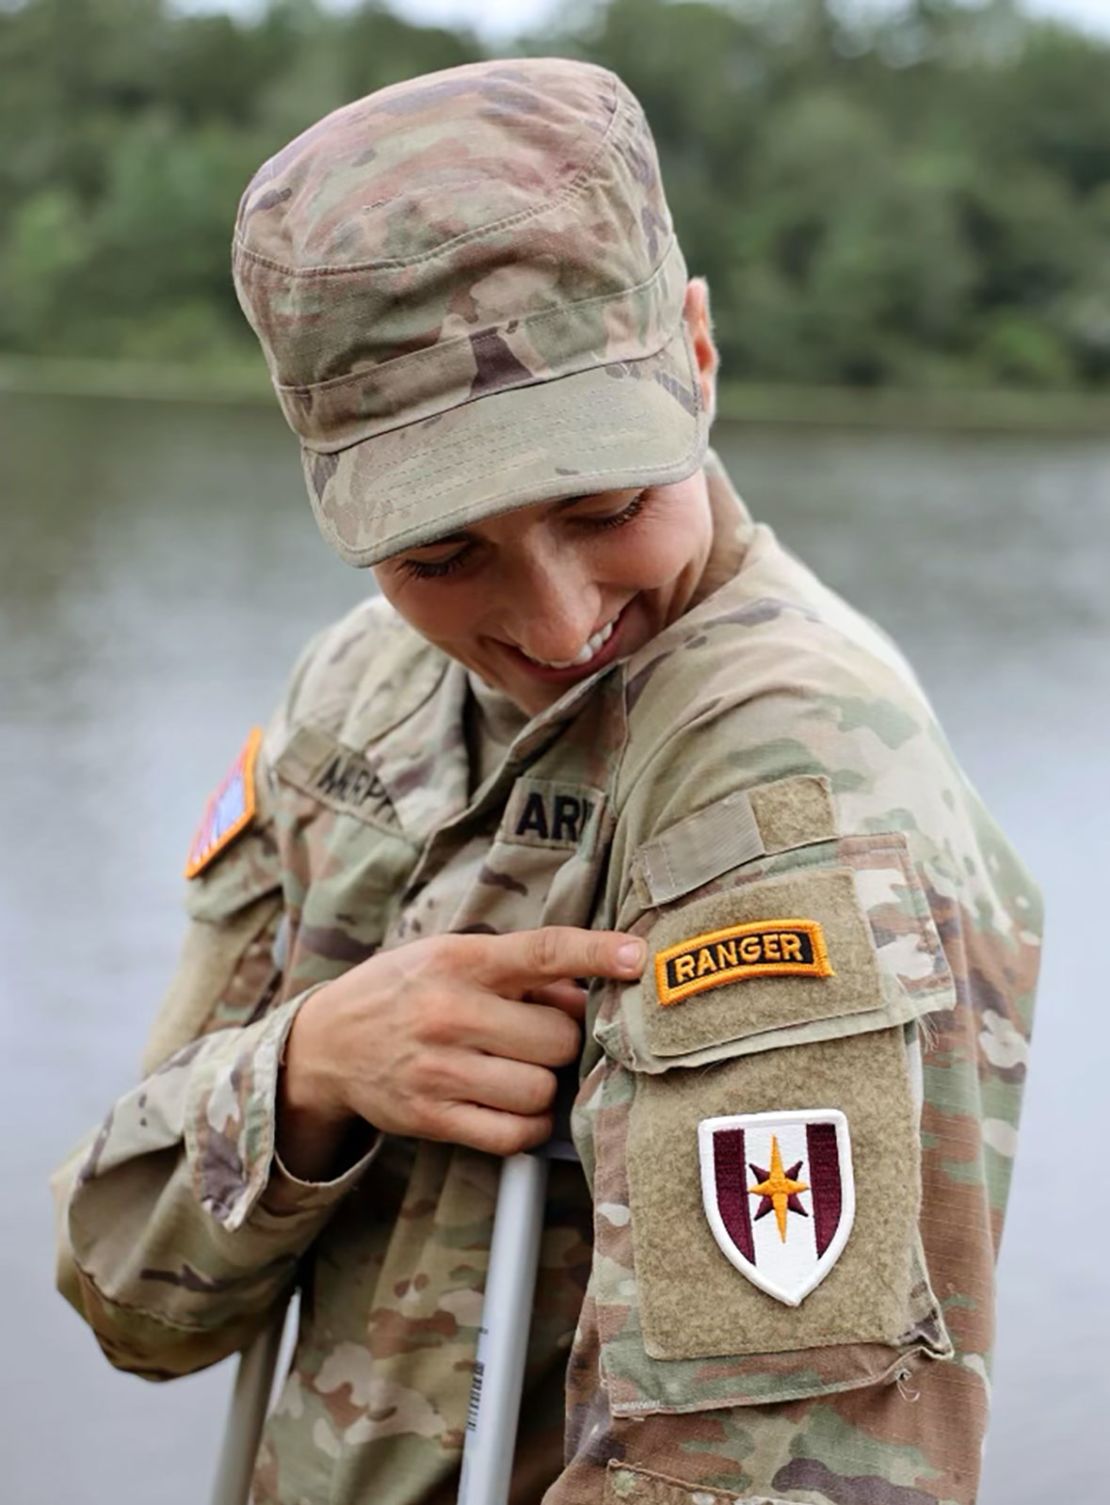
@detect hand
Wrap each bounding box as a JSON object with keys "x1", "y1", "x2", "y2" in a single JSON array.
[{"x1": 276, "y1": 927, "x2": 645, "y2": 1173}]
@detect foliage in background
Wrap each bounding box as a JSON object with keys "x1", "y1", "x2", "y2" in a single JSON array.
[{"x1": 1, "y1": 0, "x2": 1108, "y2": 390}]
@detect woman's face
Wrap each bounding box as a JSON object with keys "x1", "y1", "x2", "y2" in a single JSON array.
[{"x1": 372, "y1": 468, "x2": 714, "y2": 716}]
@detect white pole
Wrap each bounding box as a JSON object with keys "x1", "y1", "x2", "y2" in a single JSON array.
[
  {"x1": 208, "y1": 1310, "x2": 286, "y2": 1505},
  {"x1": 456, "y1": 1150, "x2": 549, "y2": 1505}
]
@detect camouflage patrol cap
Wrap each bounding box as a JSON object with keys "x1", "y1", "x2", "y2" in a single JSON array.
[{"x1": 232, "y1": 57, "x2": 707, "y2": 566}]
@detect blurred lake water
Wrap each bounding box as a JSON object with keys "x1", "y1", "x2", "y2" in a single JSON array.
[{"x1": 2, "y1": 392, "x2": 1106, "y2": 1504}]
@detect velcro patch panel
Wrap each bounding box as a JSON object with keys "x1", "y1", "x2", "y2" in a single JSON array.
[{"x1": 643, "y1": 868, "x2": 881, "y2": 1059}]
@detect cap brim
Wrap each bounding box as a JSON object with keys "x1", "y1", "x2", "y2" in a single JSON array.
[{"x1": 302, "y1": 322, "x2": 708, "y2": 567}]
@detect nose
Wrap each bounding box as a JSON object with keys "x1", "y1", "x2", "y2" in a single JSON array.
[{"x1": 502, "y1": 551, "x2": 600, "y2": 664}]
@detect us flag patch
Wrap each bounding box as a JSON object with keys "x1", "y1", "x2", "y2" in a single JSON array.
[
  {"x1": 184, "y1": 728, "x2": 262, "y2": 879},
  {"x1": 698, "y1": 1109, "x2": 855, "y2": 1306}
]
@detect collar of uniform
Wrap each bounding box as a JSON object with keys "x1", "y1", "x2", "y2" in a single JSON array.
[
  {"x1": 465, "y1": 671, "x2": 529, "y2": 799},
  {"x1": 501, "y1": 661, "x2": 625, "y2": 770},
  {"x1": 692, "y1": 447, "x2": 757, "y2": 605},
  {"x1": 467, "y1": 671, "x2": 528, "y2": 750}
]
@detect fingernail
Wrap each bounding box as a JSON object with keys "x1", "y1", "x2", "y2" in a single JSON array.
[{"x1": 617, "y1": 939, "x2": 646, "y2": 971}]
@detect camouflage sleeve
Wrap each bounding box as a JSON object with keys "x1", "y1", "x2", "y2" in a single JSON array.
[
  {"x1": 50, "y1": 728, "x2": 382, "y2": 1382},
  {"x1": 567, "y1": 686, "x2": 1041, "y2": 1505}
]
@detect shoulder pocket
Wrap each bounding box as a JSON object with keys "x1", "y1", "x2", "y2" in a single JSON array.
[
  {"x1": 184, "y1": 744, "x2": 283, "y2": 925},
  {"x1": 604, "y1": 1461, "x2": 748, "y2": 1503},
  {"x1": 589, "y1": 831, "x2": 955, "y2": 1418},
  {"x1": 598, "y1": 832, "x2": 954, "y2": 1071},
  {"x1": 149, "y1": 754, "x2": 286, "y2": 1069}
]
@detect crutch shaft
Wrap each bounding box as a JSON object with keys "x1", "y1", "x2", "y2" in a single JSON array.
[
  {"x1": 208, "y1": 1310, "x2": 285, "y2": 1505},
  {"x1": 457, "y1": 1151, "x2": 550, "y2": 1505}
]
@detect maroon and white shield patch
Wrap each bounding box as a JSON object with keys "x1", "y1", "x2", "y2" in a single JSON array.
[{"x1": 697, "y1": 1109, "x2": 855, "y2": 1306}]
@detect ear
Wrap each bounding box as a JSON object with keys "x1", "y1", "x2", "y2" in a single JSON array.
[{"x1": 682, "y1": 277, "x2": 718, "y2": 426}]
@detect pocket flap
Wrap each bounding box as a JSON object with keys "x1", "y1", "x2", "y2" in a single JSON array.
[
  {"x1": 597, "y1": 833, "x2": 955, "y2": 1073},
  {"x1": 646, "y1": 867, "x2": 880, "y2": 1058}
]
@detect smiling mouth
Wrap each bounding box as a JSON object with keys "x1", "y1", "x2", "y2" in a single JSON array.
[
  {"x1": 524, "y1": 615, "x2": 618, "y2": 669},
  {"x1": 508, "y1": 607, "x2": 627, "y2": 679}
]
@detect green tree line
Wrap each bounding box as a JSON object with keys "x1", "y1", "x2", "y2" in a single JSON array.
[{"x1": 1, "y1": 0, "x2": 1108, "y2": 391}]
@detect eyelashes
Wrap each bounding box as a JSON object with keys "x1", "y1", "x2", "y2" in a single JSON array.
[
  {"x1": 593, "y1": 492, "x2": 645, "y2": 530},
  {"x1": 398, "y1": 551, "x2": 469, "y2": 581},
  {"x1": 397, "y1": 491, "x2": 647, "y2": 582}
]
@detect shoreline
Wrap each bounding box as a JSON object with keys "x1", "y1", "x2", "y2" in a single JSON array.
[{"x1": 1, "y1": 355, "x2": 1107, "y2": 435}]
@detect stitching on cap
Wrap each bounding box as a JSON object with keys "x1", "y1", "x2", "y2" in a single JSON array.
[
  {"x1": 278, "y1": 237, "x2": 680, "y2": 399},
  {"x1": 312, "y1": 404, "x2": 680, "y2": 514},
  {"x1": 330, "y1": 438, "x2": 703, "y2": 564},
  {"x1": 234, "y1": 76, "x2": 624, "y2": 278},
  {"x1": 313, "y1": 327, "x2": 705, "y2": 563},
  {"x1": 323, "y1": 325, "x2": 701, "y2": 511},
  {"x1": 356, "y1": 177, "x2": 499, "y2": 213},
  {"x1": 238, "y1": 75, "x2": 622, "y2": 276},
  {"x1": 304, "y1": 320, "x2": 677, "y2": 455}
]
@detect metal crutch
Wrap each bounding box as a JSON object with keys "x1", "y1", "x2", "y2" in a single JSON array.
[
  {"x1": 208, "y1": 1137, "x2": 574, "y2": 1505},
  {"x1": 208, "y1": 1301, "x2": 289, "y2": 1505},
  {"x1": 208, "y1": 1078, "x2": 578, "y2": 1505},
  {"x1": 457, "y1": 1067, "x2": 580, "y2": 1505},
  {"x1": 209, "y1": 913, "x2": 295, "y2": 1505}
]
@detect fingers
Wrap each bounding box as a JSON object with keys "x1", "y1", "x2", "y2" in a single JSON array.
[
  {"x1": 445, "y1": 1051, "x2": 559, "y2": 1118},
  {"x1": 457, "y1": 993, "x2": 582, "y2": 1067},
  {"x1": 468, "y1": 927, "x2": 646, "y2": 989},
  {"x1": 520, "y1": 979, "x2": 588, "y2": 1018},
  {"x1": 432, "y1": 1100, "x2": 553, "y2": 1158}
]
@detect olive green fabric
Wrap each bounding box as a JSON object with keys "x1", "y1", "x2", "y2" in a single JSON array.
[
  {"x1": 643, "y1": 869, "x2": 882, "y2": 1058},
  {"x1": 627, "y1": 1027, "x2": 930, "y2": 1360},
  {"x1": 141, "y1": 895, "x2": 281, "y2": 1074},
  {"x1": 749, "y1": 774, "x2": 838, "y2": 854},
  {"x1": 632, "y1": 789, "x2": 765, "y2": 906},
  {"x1": 605, "y1": 1461, "x2": 756, "y2": 1503},
  {"x1": 630, "y1": 775, "x2": 838, "y2": 909}
]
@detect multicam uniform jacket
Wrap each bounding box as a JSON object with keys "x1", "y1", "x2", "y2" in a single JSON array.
[{"x1": 52, "y1": 458, "x2": 1041, "y2": 1505}]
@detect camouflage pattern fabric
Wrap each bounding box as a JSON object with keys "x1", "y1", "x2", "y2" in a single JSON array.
[
  {"x1": 231, "y1": 57, "x2": 706, "y2": 568},
  {"x1": 51, "y1": 454, "x2": 1041, "y2": 1503}
]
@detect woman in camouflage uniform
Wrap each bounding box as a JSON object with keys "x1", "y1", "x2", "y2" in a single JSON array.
[{"x1": 52, "y1": 58, "x2": 1041, "y2": 1505}]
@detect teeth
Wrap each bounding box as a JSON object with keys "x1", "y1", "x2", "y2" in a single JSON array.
[{"x1": 528, "y1": 617, "x2": 615, "y2": 670}]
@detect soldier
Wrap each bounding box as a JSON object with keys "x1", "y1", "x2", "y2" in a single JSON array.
[{"x1": 51, "y1": 57, "x2": 1041, "y2": 1505}]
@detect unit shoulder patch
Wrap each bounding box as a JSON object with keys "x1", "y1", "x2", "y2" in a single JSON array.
[
  {"x1": 184, "y1": 728, "x2": 262, "y2": 879},
  {"x1": 698, "y1": 1108, "x2": 855, "y2": 1306},
  {"x1": 655, "y1": 917, "x2": 832, "y2": 1006}
]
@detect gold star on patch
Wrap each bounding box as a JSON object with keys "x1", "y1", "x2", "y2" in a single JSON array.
[{"x1": 748, "y1": 1134, "x2": 809, "y2": 1243}]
